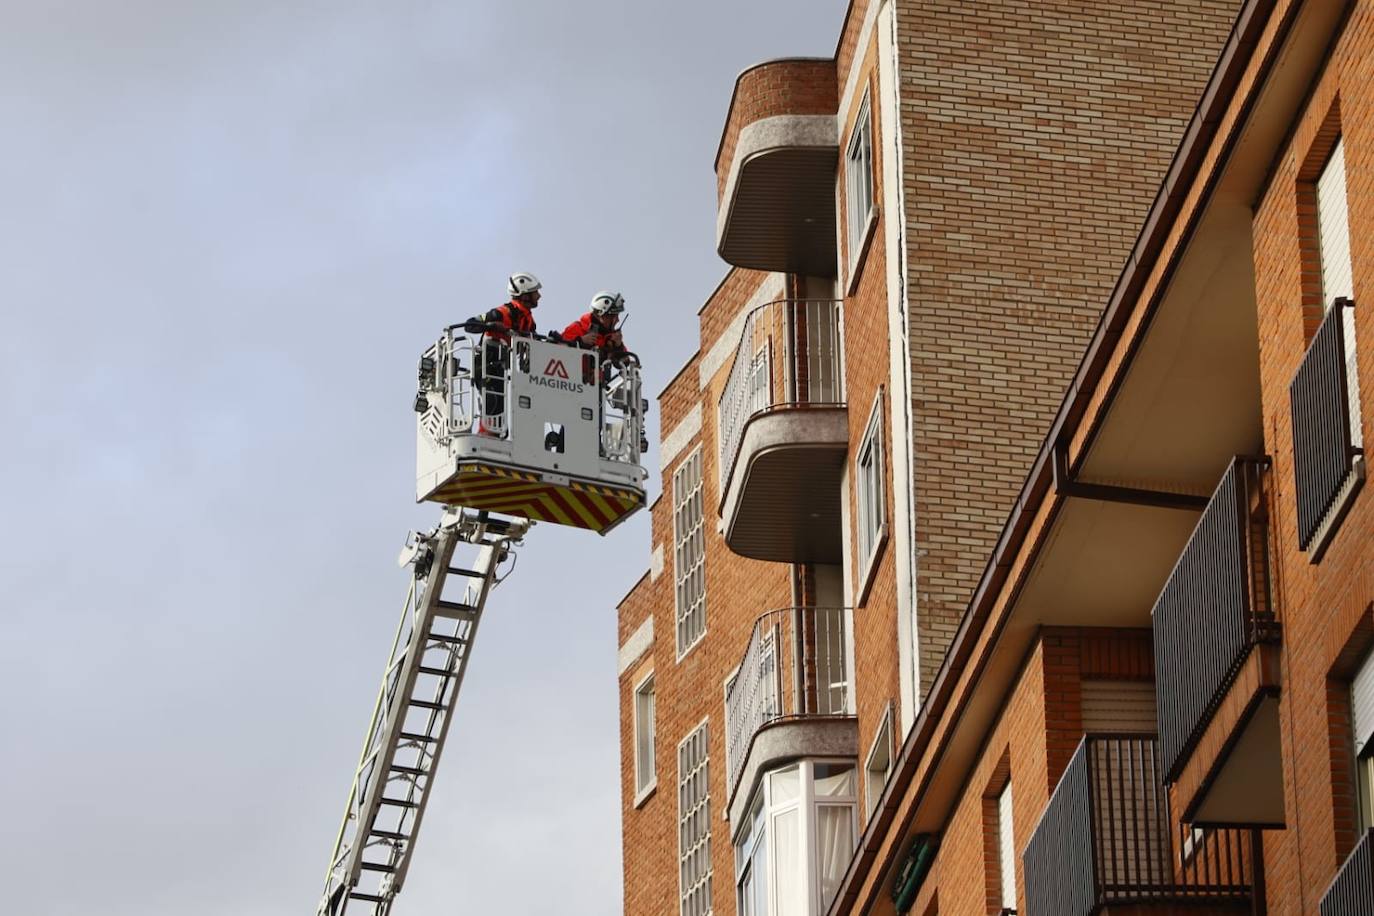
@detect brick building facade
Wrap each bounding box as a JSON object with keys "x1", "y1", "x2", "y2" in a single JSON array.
[
  {"x1": 606, "y1": 0, "x2": 1374, "y2": 913},
  {"x1": 824, "y1": 1, "x2": 1374, "y2": 914}
]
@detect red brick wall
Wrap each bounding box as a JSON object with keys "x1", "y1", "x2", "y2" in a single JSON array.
[
  {"x1": 835, "y1": 34, "x2": 907, "y2": 823},
  {"x1": 911, "y1": 628, "x2": 1151, "y2": 916},
  {"x1": 715, "y1": 59, "x2": 839, "y2": 200},
  {"x1": 617, "y1": 268, "x2": 798, "y2": 916},
  {"x1": 1250, "y1": 6, "x2": 1374, "y2": 911},
  {"x1": 893, "y1": 0, "x2": 1238, "y2": 701}
]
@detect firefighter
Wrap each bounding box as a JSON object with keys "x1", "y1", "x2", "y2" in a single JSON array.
[
  {"x1": 555, "y1": 290, "x2": 631, "y2": 367},
  {"x1": 463, "y1": 272, "x2": 542, "y2": 434}
]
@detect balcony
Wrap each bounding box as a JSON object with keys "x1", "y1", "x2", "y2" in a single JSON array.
[
  {"x1": 1151, "y1": 457, "x2": 1284, "y2": 826},
  {"x1": 1023, "y1": 735, "x2": 1255, "y2": 916},
  {"x1": 718, "y1": 299, "x2": 846, "y2": 563},
  {"x1": 1321, "y1": 829, "x2": 1374, "y2": 915},
  {"x1": 723, "y1": 606, "x2": 855, "y2": 822},
  {"x1": 1291, "y1": 297, "x2": 1365, "y2": 560},
  {"x1": 714, "y1": 58, "x2": 838, "y2": 276}
]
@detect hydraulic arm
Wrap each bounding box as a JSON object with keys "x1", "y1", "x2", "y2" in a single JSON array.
[{"x1": 317, "y1": 509, "x2": 529, "y2": 916}]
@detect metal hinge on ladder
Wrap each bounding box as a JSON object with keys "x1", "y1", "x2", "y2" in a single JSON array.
[{"x1": 317, "y1": 509, "x2": 529, "y2": 916}]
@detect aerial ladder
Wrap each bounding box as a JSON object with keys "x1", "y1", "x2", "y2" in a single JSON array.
[{"x1": 317, "y1": 328, "x2": 647, "y2": 916}]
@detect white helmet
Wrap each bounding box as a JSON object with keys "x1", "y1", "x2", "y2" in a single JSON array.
[
  {"x1": 507, "y1": 272, "x2": 542, "y2": 298},
  {"x1": 589, "y1": 290, "x2": 625, "y2": 316}
]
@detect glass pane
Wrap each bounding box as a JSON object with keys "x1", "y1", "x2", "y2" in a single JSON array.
[
  {"x1": 813, "y1": 764, "x2": 856, "y2": 798},
  {"x1": 816, "y1": 804, "x2": 856, "y2": 910},
  {"x1": 769, "y1": 765, "x2": 800, "y2": 805},
  {"x1": 772, "y1": 807, "x2": 803, "y2": 916}
]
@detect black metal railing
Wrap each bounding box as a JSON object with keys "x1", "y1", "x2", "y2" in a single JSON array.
[
  {"x1": 1023, "y1": 736, "x2": 1253, "y2": 916},
  {"x1": 1291, "y1": 297, "x2": 1362, "y2": 551},
  {"x1": 1152, "y1": 457, "x2": 1277, "y2": 781},
  {"x1": 1321, "y1": 828, "x2": 1374, "y2": 915}
]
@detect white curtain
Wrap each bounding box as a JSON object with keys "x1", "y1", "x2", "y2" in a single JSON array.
[
  {"x1": 771, "y1": 807, "x2": 803, "y2": 916},
  {"x1": 816, "y1": 804, "x2": 855, "y2": 910}
]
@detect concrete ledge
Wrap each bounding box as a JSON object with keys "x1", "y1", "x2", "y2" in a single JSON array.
[
  {"x1": 715, "y1": 115, "x2": 839, "y2": 275},
  {"x1": 722, "y1": 407, "x2": 848, "y2": 563}
]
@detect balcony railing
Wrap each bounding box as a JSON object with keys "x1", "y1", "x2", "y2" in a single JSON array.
[
  {"x1": 724, "y1": 606, "x2": 851, "y2": 797},
  {"x1": 1023, "y1": 735, "x2": 1254, "y2": 916},
  {"x1": 717, "y1": 299, "x2": 844, "y2": 494},
  {"x1": 1321, "y1": 828, "x2": 1374, "y2": 915},
  {"x1": 1152, "y1": 457, "x2": 1278, "y2": 781},
  {"x1": 1291, "y1": 297, "x2": 1363, "y2": 551}
]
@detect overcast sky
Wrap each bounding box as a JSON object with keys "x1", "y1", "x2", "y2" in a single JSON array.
[{"x1": 0, "y1": 2, "x2": 843, "y2": 914}]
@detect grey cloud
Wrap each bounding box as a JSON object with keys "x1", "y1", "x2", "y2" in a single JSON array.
[{"x1": 0, "y1": 1, "x2": 838, "y2": 913}]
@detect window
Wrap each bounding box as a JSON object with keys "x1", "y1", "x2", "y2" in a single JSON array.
[
  {"x1": 864, "y1": 705, "x2": 895, "y2": 819},
  {"x1": 1316, "y1": 136, "x2": 1362, "y2": 448},
  {"x1": 634, "y1": 673, "x2": 656, "y2": 801},
  {"x1": 735, "y1": 790, "x2": 768, "y2": 916},
  {"x1": 1353, "y1": 649, "x2": 1374, "y2": 830},
  {"x1": 679, "y1": 721, "x2": 713, "y2": 916},
  {"x1": 845, "y1": 93, "x2": 875, "y2": 273},
  {"x1": 996, "y1": 781, "x2": 1015, "y2": 912},
  {"x1": 732, "y1": 760, "x2": 859, "y2": 916},
  {"x1": 856, "y1": 393, "x2": 886, "y2": 580},
  {"x1": 750, "y1": 341, "x2": 773, "y2": 417},
  {"x1": 674, "y1": 449, "x2": 706, "y2": 657}
]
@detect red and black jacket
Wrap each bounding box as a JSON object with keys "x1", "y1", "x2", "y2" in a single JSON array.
[
  {"x1": 466, "y1": 300, "x2": 536, "y2": 343},
  {"x1": 560, "y1": 312, "x2": 627, "y2": 362}
]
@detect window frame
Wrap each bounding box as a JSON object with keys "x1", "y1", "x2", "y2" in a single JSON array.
[
  {"x1": 844, "y1": 90, "x2": 877, "y2": 288},
  {"x1": 673, "y1": 447, "x2": 707, "y2": 660},
  {"x1": 1314, "y1": 135, "x2": 1362, "y2": 450},
  {"x1": 633, "y1": 671, "x2": 657, "y2": 805},
  {"x1": 678, "y1": 719, "x2": 714, "y2": 916},
  {"x1": 854, "y1": 390, "x2": 888, "y2": 605},
  {"x1": 731, "y1": 758, "x2": 859, "y2": 916},
  {"x1": 996, "y1": 779, "x2": 1016, "y2": 912},
  {"x1": 1353, "y1": 646, "x2": 1374, "y2": 831},
  {"x1": 863, "y1": 703, "x2": 895, "y2": 820}
]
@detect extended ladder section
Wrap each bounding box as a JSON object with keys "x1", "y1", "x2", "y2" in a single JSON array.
[{"x1": 317, "y1": 509, "x2": 530, "y2": 916}]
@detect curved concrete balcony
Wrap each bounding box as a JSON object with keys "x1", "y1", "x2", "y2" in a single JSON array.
[
  {"x1": 723, "y1": 606, "x2": 856, "y2": 823},
  {"x1": 714, "y1": 58, "x2": 838, "y2": 276},
  {"x1": 716, "y1": 299, "x2": 846, "y2": 563}
]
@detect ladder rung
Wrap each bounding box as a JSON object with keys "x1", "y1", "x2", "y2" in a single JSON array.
[
  {"x1": 407, "y1": 699, "x2": 444, "y2": 710},
  {"x1": 379, "y1": 796, "x2": 420, "y2": 808},
  {"x1": 349, "y1": 892, "x2": 387, "y2": 903},
  {"x1": 398, "y1": 731, "x2": 439, "y2": 743},
  {"x1": 390, "y1": 763, "x2": 427, "y2": 776},
  {"x1": 447, "y1": 566, "x2": 485, "y2": 578},
  {"x1": 434, "y1": 600, "x2": 477, "y2": 620},
  {"x1": 417, "y1": 665, "x2": 454, "y2": 677},
  {"x1": 370, "y1": 828, "x2": 410, "y2": 841},
  {"x1": 426, "y1": 632, "x2": 467, "y2": 646},
  {"x1": 360, "y1": 861, "x2": 396, "y2": 872}
]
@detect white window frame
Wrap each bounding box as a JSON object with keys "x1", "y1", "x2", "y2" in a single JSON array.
[
  {"x1": 1315, "y1": 136, "x2": 1362, "y2": 449},
  {"x1": 863, "y1": 703, "x2": 895, "y2": 820},
  {"x1": 731, "y1": 759, "x2": 859, "y2": 916},
  {"x1": 1354, "y1": 647, "x2": 1374, "y2": 831},
  {"x1": 633, "y1": 671, "x2": 657, "y2": 805},
  {"x1": 674, "y1": 447, "x2": 707, "y2": 659},
  {"x1": 750, "y1": 340, "x2": 773, "y2": 417},
  {"x1": 844, "y1": 91, "x2": 876, "y2": 283},
  {"x1": 996, "y1": 780, "x2": 1015, "y2": 912},
  {"x1": 854, "y1": 391, "x2": 887, "y2": 604},
  {"x1": 678, "y1": 719, "x2": 713, "y2": 916}
]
